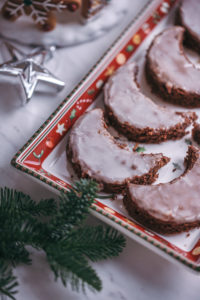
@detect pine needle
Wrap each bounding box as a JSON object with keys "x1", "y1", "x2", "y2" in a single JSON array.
[
  {"x1": 0, "y1": 180, "x2": 126, "y2": 299},
  {"x1": 0, "y1": 261, "x2": 18, "y2": 300}
]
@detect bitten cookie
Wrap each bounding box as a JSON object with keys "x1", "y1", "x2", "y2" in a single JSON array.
[
  {"x1": 104, "y1": 62, "x2": 197, "y2": 143},
  {"x1": 2, "y1": 0, "x2": 81, "y2": 31},
  {"x1": 176, "y1": 0, "x2": 200, "y2": 53},
  {"x1": 67, "y1": 108, "x2": 169, "y2": 193},
  {"x1": 146, "y1": 26, "x2": 200, "y2": 107},
  {"x1": 124, "y1": 146, "x2": 200, "y2": 234}
]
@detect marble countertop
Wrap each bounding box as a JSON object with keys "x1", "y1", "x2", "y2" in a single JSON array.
[{"x1": 1, "y1": 1, "x2": 200, "y2": 299}]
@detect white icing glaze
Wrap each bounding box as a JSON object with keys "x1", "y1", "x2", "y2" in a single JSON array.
[
  {"x1": 104, "y1": 62, "x2": 184, "y2": 129},
  {"x1": 181, "y1": 0, "x2": 200, "y2": 40},
  {"x1": 69, "y1": 108, "x2": 164, "y2": 184},
  {"x1": 128, "y1": 147, "x2": 200, "y2": 223},
  {"x1": 148, "y1": 26, "x2": 200, "y2": 93}
]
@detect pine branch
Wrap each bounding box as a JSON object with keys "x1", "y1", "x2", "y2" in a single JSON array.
[
  {"x1": 0, "y1": 261, "x2": 18, "y2": 300},
  {"x1": 63, "y1": 226, "x2": 126, "y2": 262},
  {"x1": 46, "y1": 248, "x2": 102, "y2": 292},
  {"x1": 0, "y1": 188, "x2": 56, "y2": 265},
  {"x1": 0, "y1": 188, "x2": 56, "y2": 218},
  {"x1": 43, "y1": 225, "x2": 125, "y2": 292},
  {"x1": 58, "y1": 179, "x2": 98, "y2": 227},
  {"x1": 35, "y1": 179, "x2": 99, "y2": 244},
  {"x1": 0, "y1": 180, "x2": 126, "y2": 298}
]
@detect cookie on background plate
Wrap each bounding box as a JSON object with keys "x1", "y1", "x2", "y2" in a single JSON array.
[{"x1": 0, "y1": 0, "x2": 128, "y2": 46}]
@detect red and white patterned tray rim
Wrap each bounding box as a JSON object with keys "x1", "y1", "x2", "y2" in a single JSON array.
[{"x1": 11, "y1": 0, "x2": 200, "y2": 272}]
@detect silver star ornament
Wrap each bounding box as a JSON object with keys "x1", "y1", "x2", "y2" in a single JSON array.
[{"x1": 0, "y1": 44, "x2": 65, "y2": 104}]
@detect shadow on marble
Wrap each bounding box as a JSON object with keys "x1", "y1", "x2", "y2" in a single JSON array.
[
  {"x1": 0, "y1": 80, "x2": 22, "y2": 112},
  {"x1": 16, "y1": 249, "x2": 80, "y2": 300},
  {"x1": 111, "y1": 237, "x2": 177, "y2": 289}
]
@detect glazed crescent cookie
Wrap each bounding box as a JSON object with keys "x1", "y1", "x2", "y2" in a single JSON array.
[
  {"x1": 1, "y1": 0, "x2": 81, "y2": 31},
  {"x1": 146, "y1": 26, "x2": 200, "y2": 107},
  {"x1": 124, "y1": 146, "x2": 200, "y2": 234},
  {"x1": 104, "y1": 62, "x2": 197, "y2": 143},
  {"x1": 67, "y1": 108, "x2": 169, "y2": 193},
  {"x1": 177, "y1": 0, "x2": 200, "y2": 53}
]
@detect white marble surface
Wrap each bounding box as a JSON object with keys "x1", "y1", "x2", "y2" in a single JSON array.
[{"x1": 1, "y1": 1, "x2": 200, "y2": 299}]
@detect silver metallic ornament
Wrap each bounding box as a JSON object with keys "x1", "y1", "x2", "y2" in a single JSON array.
[
  {"x1": 0, "y1": 43, "x2": 65, "y2": 105},
  {"x1": 0, "y1": 41, "x2": 25, "y2": 63}
]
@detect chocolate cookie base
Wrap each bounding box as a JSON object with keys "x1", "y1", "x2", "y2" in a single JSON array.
[
  {"x1": 66, "y1": 142, "x2": 169, "y2": 193},
  {"x1": 105, "y1": 104, "x2": 197, "y2": 143},
  {"x1": 192, "y1": 123, "x2": 200, "y2": 145},
  {"x1": 123, "y1": 146, "x2": 200, "y2": 235},
  {"x1": 176, "y1": 7, "x2": 200, "y2": 54}
]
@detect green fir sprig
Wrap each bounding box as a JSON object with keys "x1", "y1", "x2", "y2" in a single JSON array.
[
  {"x1": 0, "y1": 261, "x2": 18, "y2": 300},
  {"x1": 0, "y1": 180, "x2": 125, "y2": 299}
]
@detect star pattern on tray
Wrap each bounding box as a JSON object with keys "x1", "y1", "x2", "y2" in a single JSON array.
[{"x1": 56, "y1": 123, "x2": 66, "y2": 135}]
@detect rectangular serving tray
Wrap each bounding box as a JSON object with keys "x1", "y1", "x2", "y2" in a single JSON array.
[{"x1": 11, "y1": 0, "x2": 200, "y2": 273}]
